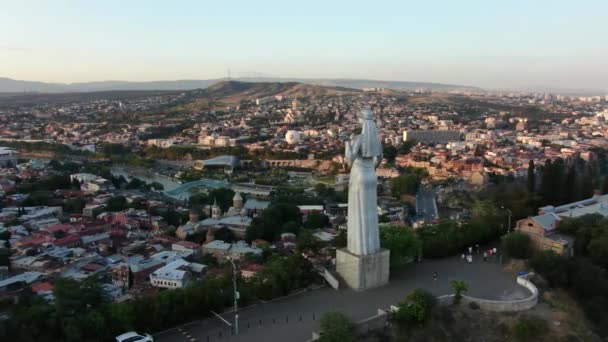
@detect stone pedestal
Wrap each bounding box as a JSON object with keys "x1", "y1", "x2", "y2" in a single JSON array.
[{"x1": 336, "y1": 248, "x2": 390, "y2": 291}]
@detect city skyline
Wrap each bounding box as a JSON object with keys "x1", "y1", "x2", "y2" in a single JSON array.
[{"x1": 2, "y1": 0, "x2": 607, "y2": 91}]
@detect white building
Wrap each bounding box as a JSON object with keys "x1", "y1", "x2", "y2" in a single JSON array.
[
  {"x1": 149, "y1": 259, "x2": 191, "y2": 289},
  {"x1": 0, "y1": 147, "x2": 17, "y2": 168}
]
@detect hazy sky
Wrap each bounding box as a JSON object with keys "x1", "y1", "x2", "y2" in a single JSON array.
[{"x1": 1, "y1": 0, "x2": 607, "y2": 90}]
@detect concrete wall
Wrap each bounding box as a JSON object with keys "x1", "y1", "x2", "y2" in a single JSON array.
[
  {"x1": 439, "y1": 274, "x2": 538, "y2": 312},
  {"x1": 355, "y1": 309, "x2": 389, "y2": 335},
  {"x1": 336, "y1": 248, "x2": 390, "y2": 291},
  {"x1": 320, "y1": 268, "x2": 340, "y2": 290}
]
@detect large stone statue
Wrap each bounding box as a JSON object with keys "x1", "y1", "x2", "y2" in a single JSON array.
[
  {"x1": 344, "y1": 108, "x2": 383, "y2": 255},
  {"x1": 336, "y1": 108, "x2": 390, "y2": 291}
]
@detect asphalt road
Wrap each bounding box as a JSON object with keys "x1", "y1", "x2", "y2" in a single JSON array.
[
  {"x1": 156, "y1": 255, "x2": 528, "y2": 342},
  {"x1": 415, "y1": 186, "x2": 438, "y2": 222}
]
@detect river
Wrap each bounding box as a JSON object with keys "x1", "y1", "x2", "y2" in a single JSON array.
[{"x1": 110, "y1": 166, "x2": 182, "y2": 192}]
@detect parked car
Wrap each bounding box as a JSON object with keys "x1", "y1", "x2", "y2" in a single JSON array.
[{"x1": 115, "y1": 331, "x2": 154, "y2": 342}]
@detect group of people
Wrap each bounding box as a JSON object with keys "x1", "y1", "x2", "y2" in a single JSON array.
[{"x1": 462, "y1": 244, "x2": 499, "y2": 263}]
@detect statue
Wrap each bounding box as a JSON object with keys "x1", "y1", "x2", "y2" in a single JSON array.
[
  {"x1": 336, "y1": 108, "x2": 390, "y2": 291},
  {"x1": 344, "y1": 108, "x2": 383, "y2": 256}
]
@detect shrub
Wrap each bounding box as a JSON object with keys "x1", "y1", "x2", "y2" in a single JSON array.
[
  {"x1": 319, "y1": 312, "x2": 355, "y2": 342},
  {"x1": 502, "y1": 232, "x2": 533, "y2": 259},
  {"x1": 450, "y1": 280, "x2": 468, "y2": 305},
  {"x1": 512, "y1": 315, "x2": 548, "y2": 341},
  {"x1": 528, "y1": 250, "x2": 569, "y2": 286},
  {"x1": 379, "y1": 225, "x2": 422, "y2": 268},
  {"x1": 395, "y1": 288, "x2": 437, "y2": 325},
  {"x1": 468, "y1": 301, "x2": 480, "y2": 310}
]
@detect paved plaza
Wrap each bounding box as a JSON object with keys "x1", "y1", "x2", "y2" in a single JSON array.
[{"x1": 157, "y1": 255, "x2": 529, "y2": 342}]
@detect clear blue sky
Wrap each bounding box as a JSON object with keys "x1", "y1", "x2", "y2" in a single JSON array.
[{"x1": 1, "y1": 0, "x2": 607, "y2": 90}]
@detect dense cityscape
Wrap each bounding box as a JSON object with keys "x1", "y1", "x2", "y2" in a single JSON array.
[
  {"x1": 2, "y1": 1, "x2": 608, "y2": 342},
  {"x1": 0, "y1": 81, "x2": 607, "y2": 341}
]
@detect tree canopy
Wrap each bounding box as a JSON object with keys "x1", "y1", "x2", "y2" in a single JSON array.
[
  {"x1": 380, "y1": 225, "x2": 422, "y2": 267},
  {"x1": 319, "y1": 312, "x2": 355, "y2": 342}
]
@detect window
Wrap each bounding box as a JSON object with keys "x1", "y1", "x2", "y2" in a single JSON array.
[{"x1": 528, "y1": 223, "x2": 533, "y2": 227}]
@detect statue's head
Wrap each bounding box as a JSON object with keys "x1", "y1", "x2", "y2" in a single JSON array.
[
  {"x1": 356, "y1": 108, "x2": 374, "y2": 125},
  {"x1": 356, "y1": 108, "x2": 382, "y2": 157}
]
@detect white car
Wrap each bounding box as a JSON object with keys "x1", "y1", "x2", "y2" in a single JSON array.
[{"x1": 115, "y1": 331, "x2": 154, "y2": 342}]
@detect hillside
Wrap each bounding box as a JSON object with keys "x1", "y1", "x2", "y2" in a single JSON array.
[
  {"x1": 0, "y1": 76, "x2": 479, "y2": 93},
  {"x1": 170, "y1": 80, "x2": 360, "y2": 111},
  {"x1": 0, "y1": 90, "x2": 181, "y2": 108},
  {"x1": 198, "y1": 80, "x2": 359, "y2": 98}
]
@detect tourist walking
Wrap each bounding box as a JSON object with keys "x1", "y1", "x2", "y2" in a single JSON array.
[{"x1": 483, "y1": 251, "x2": 488, "y2": 262}]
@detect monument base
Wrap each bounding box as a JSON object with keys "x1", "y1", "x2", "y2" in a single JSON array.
[{"x1": 336, "y1": 248, "x2": 390, "y2": 291}]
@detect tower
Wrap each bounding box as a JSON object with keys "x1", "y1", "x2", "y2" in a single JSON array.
[
  {"x1": 211, "y1": 198, "x2": 221, "y2": 219},
  {"x1": 233, "y1": 192, "x2": 243, "y2": 210}
]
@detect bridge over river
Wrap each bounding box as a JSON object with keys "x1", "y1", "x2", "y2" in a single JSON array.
[{"x1": 163, "y1": 179, "x2": 229, "y2": 198}]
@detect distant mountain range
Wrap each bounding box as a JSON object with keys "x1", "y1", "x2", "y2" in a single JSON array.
[{"x1": 0, "y1": 76, "x2": 479, "y2": 93}]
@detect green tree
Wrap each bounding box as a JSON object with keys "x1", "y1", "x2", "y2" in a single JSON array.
[
  {"x1": 390, "y1": 174, "x2": 420, "y2": 197},
  {"x1": 208, "y1": 188, "x2": 235, "y2": 212},
  {"x1": 126, "y1": 177, "x2": 146, "y2": 190},
  {"x1": 527, "y1": 160, "x2": 535, "y2": 193},
  {"x1": 383, "y1": 145, "x2": 398, "y2": 164},
  {"x1": 314, "y1": 183, "x2": 336, "y2": 198},
  {"x1": 602, "y1": 176, "x2": 608, "y2": 195},
  {"x1": 528, "y1": 250, "x2": 569, "y2": 286},
  {"x1": 0, "y1": 248, "x2": 11, "y2": 269},
  {"x1": 501, "y1": 232, "x2": 533, "y2": 259},
  {"x1": 64, "y1": 198, "x2": 86, "y2": 214},
  {"x1": 149, "y1": 181, "x2": 164, "y2": 191},
  {"x1": 450, "y1": 280, "x2": 469, "y2": 305},
  {"x1": 319, "y1": 312, "x2": 355, "y2": 342},
  {"x1": 418, "y1": 220, "x2": 464, "y2": 258},
  {"x1": 379, "y1": 225, "x2": 421, "y2": 267},
  {"x1": 395, "y1": 288, "x2": 436, "y2": 325},
  {"x1": 254, "y1": 255, "x2": 314, "y2": 299},
  {"x1": 588, "y1": 234, "x2": 608, "y2": 270},
  {"x1": 296, "y1": 229, "x2": 320, "y2": 253},
  {"x1": 246, "y1": 203, "x2": 302, "y2": 242},
  {"x1": 512, "y1": 315, "x2": 548, "y2": 342},
  {"x1": 305, "y1": 212, "x2": 329, "y2": 229},
  {"x1": 189, "y1": 192, "x2": 209, "y2": 208},
  {"x1": 106, "y1": 196, "x2": 127, "y2": 211}
]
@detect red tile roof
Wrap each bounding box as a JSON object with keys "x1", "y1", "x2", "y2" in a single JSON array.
[
  {"x1": 42, "y1": 224, "x2": 73, "y2": 233},
  {"x1": 54, "y1": 234, "x2": 81, "y2": 246},
  {"x1": 31, "y1": 282, "x2": 54, "y2": 293}
]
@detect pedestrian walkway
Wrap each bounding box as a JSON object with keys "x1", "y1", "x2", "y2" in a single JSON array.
[{"x1": 157, "y1": 255, "x2": 528, "y2": 342}]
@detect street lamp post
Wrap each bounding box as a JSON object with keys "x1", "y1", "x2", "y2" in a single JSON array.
[
  {"x1": 501, "y1": 206, "x2": 512, "y2": 233},
  {"x1": 229, "y1": 258, "x2": 239, "y2": 335}
]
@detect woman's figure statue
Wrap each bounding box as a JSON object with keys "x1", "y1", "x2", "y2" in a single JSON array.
[{"x1": 344, "y1": 108, "x2": 383, "y2": 256}]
